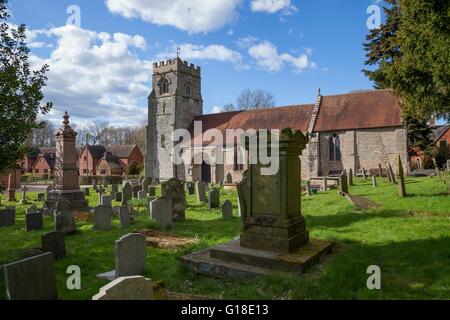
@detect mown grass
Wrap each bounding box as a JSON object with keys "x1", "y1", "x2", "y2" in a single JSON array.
[{"x1": 0, "y1": 176, "x2": 449, "y2": 300}]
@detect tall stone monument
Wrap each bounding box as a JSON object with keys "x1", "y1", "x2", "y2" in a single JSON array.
[
  {"x1": 182, "y1": 128, "x2": 333, "y2": 277},
  {"x1": 46, "y1": 112, "x2": 88, "y2": 210}
]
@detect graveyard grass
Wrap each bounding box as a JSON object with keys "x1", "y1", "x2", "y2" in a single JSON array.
[{"x1": 1, "y1": 177, "x2": 450, "y2": 300}]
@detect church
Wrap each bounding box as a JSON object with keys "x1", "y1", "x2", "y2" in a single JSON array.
[{"x1": 146, "y1": 58, "x2": 408, "y2": 182}]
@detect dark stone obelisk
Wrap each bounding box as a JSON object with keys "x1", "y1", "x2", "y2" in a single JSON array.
[{"x1": 46, "y1": 112, "x2": 88, "y2": 210}]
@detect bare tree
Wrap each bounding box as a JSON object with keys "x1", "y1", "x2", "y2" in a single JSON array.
[
  {"x1": 237, "y1": 89, "x2": 275, "y2": 110},
  {"x1": 87, "y1": 120, "x2": 109, "y2": 145},
  {"x1": 222, "y1": 103, "x2": 237, "y2": 112},
  {"x1": 25, "y1": 120, "x2": 55, "y2": 147}
]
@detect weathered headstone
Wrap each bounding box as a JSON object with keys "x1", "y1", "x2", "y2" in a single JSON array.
[
  {"x1": 305, "y1": 180, "x2": 312, "y2": 196},
  {"x1": 111, "y1": 184, "x2": 118, "y2": 192},
  {"x1": 25, "y1": 210, "x2": 43, "y2": 232},
  {"x1": 115, "y1": 191, "x2": 123, "y2": 202},
  {"x1": 137, "y1": 190, "x2": 147, "y2": 199},
  {"x1": 118, "y1": 206, "x2": 131, "y2": 228},
  {"x1": 348, "y1": 168, "x2": 354, "y2": 186},
  {"x1": 378, "y1": 163, "x2": 383, "y2": 177},
  {"x1": 142, "y1": 177, "x2": 151, "y2": 195},
  {"x1": 7, "y1": 173, "x2": 17, "y2": 202},
  {"x1": 133, "y1": 185, "x2": 142, "y2": 198},
  {"x1": 195, "y1": 181, "x2": 207, "y2": 203},
  {"x1": 185, "y1": 182, "x2": 195, "y2": 195},
  {"x1": 322, "y1": 177, "x2": 328, "y2": 191},
  {"x1": 372, "y1": 174, "x2": 377, "y2": 187},
  {"x1": 148, "y1": 186, "x2": 156, "y2": 197},
  {"x1": 388, "y1": 163, "x2": 397, "y2": 184},
  {"x1": 139, "y1": 176, "x2": 145, "y2": 185},
  {"x1": 3, "y1": 252, "x2": 58, "y2": 300},
  {"x1": 37, "y1": 193, "x2": 46, "y2": 202},
  {"x1": 92, "y1": 276, "x2": 153, "y2": 301},
  {"x1": 398, "y1": 155, "x2": 406, "y2": 197},
  {"x1": 340, "y1": 170, "x2": 349, "y2": 194},
  {"x1": 222, "y1": 200, "x2": 233, "y2": 219},
  {"x1": 208, "y1": 188, "x2": 220, "y2": 209},
  {"x1": 0, "y1": 207, "x2": 16, "y2": 227},
  {"x1": 386, "y1": 164, "x2": 393, "y2": 182},
  {"x1": 122, "y1": 182, "x2": 133, "y2": 205},
  {"x1": 101, "y1": 195, "x2": 112, "y2": 207},
  {"x1": 362, "y1": 168, "x2": 367, "y2": 180},
  {"x1": 93, "y1": 205, "x2": 112, "y2": 231},
  {"x1": 161, "y1": 179, "x2": 187, "y2": 220},
  {"x1": 42, "y1": 232, "x2": 66, "y2": 260},
  {"x1": 432, "y1": 158, "x2": 441, "y2": 178},
  {"x1": 97, "y1": 233, "x2": 147, "y2": 281},
  {"x1": 19, "y1": 186, "x2": 29, "y2": 205},
  {"x1": 226, "y1": 173, "x2": 233, "y2": 184},
  {"x1": 149, "y1": 197, "x2": 173, "y2": 229},
  {"x1": 54, "y1": 198, "x2": 76, "y2": 235}
]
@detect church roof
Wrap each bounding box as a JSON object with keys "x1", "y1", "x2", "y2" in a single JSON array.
[
  {"x1": 314, "y1": 89, "x2": 402, "y2": 132},
  {"x1": 186, "y1": 89, "x2": 402, "y2": 146}
]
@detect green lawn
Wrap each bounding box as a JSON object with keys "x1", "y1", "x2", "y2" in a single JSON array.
[{"x1": 1, "y1": 176, "x2": 450, "y2": 300}]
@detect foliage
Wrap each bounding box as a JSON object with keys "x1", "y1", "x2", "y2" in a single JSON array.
[
  {"x1": 405, "y1": 114, "x2": 433, "y2": 149},
  {"x1": 128, "y1": 162, "x2": 141, "y2": 175},
  {"x1": 0, "y1": 0, "x2": 52, "y2": 174},
  {"x1": 363, "y1": 0, "x2": 450, "y2": 119},
  {"x1": 432, "y1": 141, "x2": 449, "y2": 169}
]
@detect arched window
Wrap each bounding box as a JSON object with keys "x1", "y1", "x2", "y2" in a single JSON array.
[
  {"x1": 160, "y1": 135, "x2": 166, "y2": 148},
  {"x1": 159, "y1": 78, "x2": 169, "y2": 95},
  {"x1": 185, "y1": 82, "x2": 192, "y2": 96},
  {"x1": 329, "y1": 134, "x2": 342, "y2": 161}
]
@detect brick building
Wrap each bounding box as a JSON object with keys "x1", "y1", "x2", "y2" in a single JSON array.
[
  {"x1": 30, "y1": 147, "x2": 56, "y2": 176},
  {"x1": 78, "y1": 144, "x2": 143, "y2": 176},
  {"x1": 146, "y1": 58, "x2": 408, "y2": 182}
]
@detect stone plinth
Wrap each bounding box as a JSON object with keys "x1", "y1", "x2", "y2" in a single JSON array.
[{"x1": 46, "y1": 112, "x2": 88, "y2": 211}]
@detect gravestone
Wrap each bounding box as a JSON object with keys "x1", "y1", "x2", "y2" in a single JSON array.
[
  {"x1": 398, "y1": 155, "x2": 407, "y2": 198},
  {"x1": 54, "y1": 198, "x2": 76, "y2": 235},
  {"x1": 96, "y1": 187, "x2": 106, "y2": 203},
  {"x1": 348, "y1": 168, "x2": 354, "y2": 186},
  {"x1": 372, "y1": 174, "x2": 377, "y2": 187},
  {"x1": 139, "y1": 176, "x2": 145, "y2": 185},
  {"x1": 97, "y1": 233, "x2": 147, "y2": 281},
  {"x1": 122, "y1": 182, "x2": 133, "y2": 205},
  {"x1": 161, "y1": 179, "x2": 187, "y2": 220},
  {"x1": 226, "y1": 173, "x2": 233, "y2": 184},
  {"x1": 92, "y1": 276, "x2": 153, "y2": 300},
  {"x1": 378, "y1": 163, "x2": 383, "y2": 177},
  {"x1": 19, "y1": 186, "x2": 28, "y2": 205},
  {"x1": 101, "y1": 195, "x2": 112, "y2": 207},
  {"x1": 149, "y1": 197, "x2": 173, "y2": 229},
  {"x1": 432, "y1": 158, "x2": 441, "y2": 178},
  {"x1": 115, "y1": 191, "x2": 123, "y2": 202},
  {"x1": 118, "y1": 206, "x2": 131, "y2": 228},
  {"x1": 37, "y1": 193, "x2": 46, "y2": 202},
  {"x1": 186, "y1": 182, "x2": 195, "y2": 195},
  {"x1": 447, "y1": 160, "x2": 450, "y2": 172},
  {"x1": 305, "y1": 180, "x2": 312, "y2": 196},
  {"x1": 322, "y1": 177, "x2": 328, "y2": 191},
  {"x1": 4, "y1": 252, "x2": 58, "y2": 300},
  {"x1": 7, "y1": 173, "x2": 17, "y2": 202},
  {"x1": 195, "y1": 181, "x2": 207, "y2": 203},
  {"x1": 208, "y1": 188, "x2": 220, "y2": 209},
  {"x1": 386, "y1": 164, "x2": 393, "y2": 182},
  {"x1": 82, "y1": 188, "x2": 90, "y2": 196},
  {"x1": 111, "y1": 184, "x2": 118, "y2": 192},
  {"x1": 362, "y1": 168, "x2": 367, "y2": 180},
  {"x1": 42, "y1": 232, "x2": 66, "y2": 260},
  {"x1": 93, "y1": 205, "x2": 112, "y2": 231},
  {"x1": 133, "y1": 185, "x2": 142, "y2": 198},
  {"x1": 340, "y1": 170, "x2": 349, "y2": 194},
  {"x1": 0, "y1": 207, "x2": 16, "y2": 227},
  {"x1": 148, "y1": 186, "x2": 156, "y2": 197},
  {"x1": 388, "y1": 163, "x2": 397, "y2": 184},
  {"x1": 25, "y1": 210, "x2": 43, "y2": 232},
  {"x1": 137, "y1": 190, "x2": 147, "y2": 199},
  {"x1": 142, "y1": 178, "x2": 151, "y2": 195},
  {"x1": 222, "y1": 200, "x2": 233, "y2": 219}
]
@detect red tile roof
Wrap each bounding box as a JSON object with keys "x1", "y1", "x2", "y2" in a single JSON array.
[{"x1": 314, "y1": 90, "x2": 402, "y2": 132}]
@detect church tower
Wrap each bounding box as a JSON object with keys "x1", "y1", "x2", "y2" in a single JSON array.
[{"x1": 146, "y1": 58, "x2": 203, "y2": 180}]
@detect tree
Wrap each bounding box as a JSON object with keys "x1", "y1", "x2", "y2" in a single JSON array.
[
  {"x1": 86, "y1": 120, "x2": 109, "y2": 145},
  {"x1": 222, "y1": 103, "x2": 236, "y2": 112},
  {"x1": 363, "y1": 0, "x2": 449, "y2": 119},
  {"x1": 25, "y1": 119, "x2": 55, "y2": 147},
  {"x1": 0, "y1": 0, "x2": 52, "y2": 174},
  {"x1": 405, "y1": 114, "x2": 433, "y2": 149},
  {"x1": 237, "y1": 89, "x2": 275, "y2": 110}
]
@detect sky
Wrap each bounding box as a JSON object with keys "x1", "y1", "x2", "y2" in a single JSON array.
[{"x1": 7, "y1": 0, "x2": 386, "y2": 127}]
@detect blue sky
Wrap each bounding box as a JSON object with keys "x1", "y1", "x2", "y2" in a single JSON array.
[{"x1": 8, "y1": 0, "x2": 384, "y2": 126}]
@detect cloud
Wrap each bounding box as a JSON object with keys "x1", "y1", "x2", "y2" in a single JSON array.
[
  {"x1": 28, "y1": 25, "x2": 152, "y2": 125},
  {"x1": 248, "y1": 41, "x2": 315, "y2": 73},
  {"x1": 211, "y1": 106, "x2": 224, "y2": 114},
  {"x1": 157, "y1": 43, "x2": 249, "y2": 70},
  {"x1": 250, "y1": 0, "x2": 297, "y2": 14},
  {"x1": 105, "y1": 0, "x2": 242, "y2": 33}
]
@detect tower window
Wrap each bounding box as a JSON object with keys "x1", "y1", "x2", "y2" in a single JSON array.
[
  {"x1": 159, "y1": 78, "x2": 169, "y2": 95},
  {"x1": 161, "y1": 135, "x2": 166, "y2": 148},
  {"x1": 185, "y1": 82, "x2": 192, "y2": 96}
]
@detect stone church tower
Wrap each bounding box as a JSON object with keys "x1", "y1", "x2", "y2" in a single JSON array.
[{"x1": 146, "y1": 58, "x2": 203, "y2": 180}]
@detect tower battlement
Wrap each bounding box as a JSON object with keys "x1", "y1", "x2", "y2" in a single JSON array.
[{"x1": 152, "y1": 58, "x2": 201, "y2": 76}]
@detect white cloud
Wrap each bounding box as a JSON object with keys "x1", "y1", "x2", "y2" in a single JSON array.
[
  {"x1": 248, "y1": 41, "x2": 315, "y2": 73},
  {"x1": 28, "y1": 25, "x2": 152, "y2": 125},
  {"x1": 236, "y1": 35, "x2": 259, "y2": 49},
  {"x1": 211, "y1": 106, "x2": 224, "y2": 114},
  {"x1": 105, "y1": 0, "x2": 242, "y2": 33},
  {"x1": 250, "y1": 0, "x2": 297, "y2": 14},
  {"x1": 158, "y1": 43, "x2": 249, "y2": 70}
]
